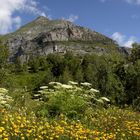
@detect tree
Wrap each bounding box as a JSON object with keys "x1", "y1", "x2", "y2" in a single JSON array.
[
  {"x1": 0, "y1": 43, "x2": 9, "y2": 68},
  {"x1": 47, "y1": 54, "x2": 65, "y2": 77},
  {"x1": 13, "y1": 57, "x2": 24, "y2": 73},
  {"x1": 130, "y1": 43, "x2": 140, "y2": 63},
  {"x1": 64, "y1": 52, "x2": 81, "y2": 76},
  {"x1": 74, "y1": 67, "x2": 83, "y2": 83},
  {"x1": 0, "y1": 43, "x2": 9, "y2": 83},
  {"x1": 28, "y1": 57, "x2": 40, "y2": 73},
  {"x1": 59, "y1": 67, "x2": 73, "y2": 83}
]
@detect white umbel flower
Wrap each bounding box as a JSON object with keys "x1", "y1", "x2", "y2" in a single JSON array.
[
  {"x1": 0, "y1": 88, "x2": 8, "y2": 93},
  {"x1": 61, "y1": 84, "x2": 73, "y2": 89},
  {"x1": 40, "y1": 86, "x2": 48, "y2": 89},
  {"x1": 90, "y1": 88, "x2": 99, "y2": 93},
  {"x1": 81, "y1": 82, "x2": 92, "y2": 87},
  {"x1": 68, "y1": 81, "x2": 78, "y2": 85},
  {"x1": 100, "y1": 97, "x2": 110, "y2": 102}
]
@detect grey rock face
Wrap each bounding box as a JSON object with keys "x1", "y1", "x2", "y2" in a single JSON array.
[
  {"x1": 1, "y1": 16, "x2": 125, "y2": 63},
  {"x1": 117, "y1": 47, "x2": 131, "y2": 56}
]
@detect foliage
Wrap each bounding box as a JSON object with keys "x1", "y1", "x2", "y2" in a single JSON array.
[
  {"x1": 130, "y1": 43, "x2": 140, "y2": 63},
  {"x1": 0, "y1": 107, "x2": 139, "y2": 140},
  {"x1": 0, "y1": 48, "x2": 140, "y2": 108},
  {"x1": 33, "y1": 81, "x2": 110, "y2": 117},
  {"x1": 83, "y1": 107, "x2": 140, "y2": 139},
  {"x1": 0, "y1": 88, "x2": 13, "y2": 108},
  {"x1": 0, "y1": 44, "x2": 9, "y2": 68},
  {"x1": 0, "y1": 43, "x2": 9, "y2": 84},
  {"x1": 133, "y1": 97, "x2": 140, "y2": 111},
  {"x1": 0, "y1": 24, "x2": 140, "y2": 139}
]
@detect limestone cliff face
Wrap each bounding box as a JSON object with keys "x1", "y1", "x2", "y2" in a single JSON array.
[{"x1": 1, "y1": 16, "x2": 129, "y2": 63}]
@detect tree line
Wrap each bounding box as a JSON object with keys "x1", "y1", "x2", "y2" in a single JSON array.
[{"x1": 0, "y1": 42, "x2": 140, "y2": 110}]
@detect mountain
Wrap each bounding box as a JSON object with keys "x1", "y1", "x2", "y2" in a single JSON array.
[{"x1": 0, "y1": 16, "x2": 130, "y2": 63}]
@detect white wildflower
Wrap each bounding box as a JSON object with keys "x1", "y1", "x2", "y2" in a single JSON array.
[
  {"x1": 100, "y1": 97, "x2": 110, "y2": 102},
  {"x1": 0, "y1": 88, "x2": 8, "y2": 93},
  {"x1": 49, "y1": 82, "x2": 62, "y2": 86},
  {"x1": 75, "y1": 87, "x2": 82, "y2": 91},
  {"x1": 81, "y1": 82, "x2": 92, "y2": 87},
  {"x1": 0, "y1": 100, "x2": 7, "y2": 104},
  {"x1": 90, "y1": 88, "x2": 100, "y2": 93},
  {"x1": 96, "y1": 99, "x2": 104, "y2": 104},
  {"x1": 68, "y1": 81, "x2": 78, "y2": 85},
  {"x1": 61, "y1": 84, "x2": 73, "y2": 89},
  {"x1": 40, "y1": 86, "x2": 48, "y2": 89},
  {"x1": 38, "y1": 90, "x2": 47, "y2": 94},
  {"x1": 34, "y1": 94, "x2": 41, "y2": 97}
]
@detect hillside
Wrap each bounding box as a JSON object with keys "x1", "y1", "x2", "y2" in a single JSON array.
[
  {"x1": 0, "y1": 16, "x2": 131, "y2": 63},
  {"x1": 0, "y1": 17, "x2": 140, "y2": 140}
]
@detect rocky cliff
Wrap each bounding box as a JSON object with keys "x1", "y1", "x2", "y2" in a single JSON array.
[{"x1": 0, "y1": 16, "x2": 130, "y2": 63}]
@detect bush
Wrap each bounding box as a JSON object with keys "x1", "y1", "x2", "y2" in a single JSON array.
[
  {"x1": 33, "y1": 81, "x2": 110, "y2": 118},
  {"x1": 133, "y1": 97, "x2": 140, "y2": 111},
  {"x1": 0, "y1": 88, "x2": 13, "y2": 108}
]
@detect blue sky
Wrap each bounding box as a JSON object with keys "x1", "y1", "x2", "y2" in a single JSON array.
[{"x1": 0, "y1": 0, "x2": 140, "y2": 47}]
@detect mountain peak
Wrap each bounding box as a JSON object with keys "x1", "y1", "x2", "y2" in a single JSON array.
[
  {"x1": 35, "y1": 16, "x2": 50, "y2": 21},
  {"x1": 2, "y1": 17, "x2": 118, "y2": 63},
  {"x1": 34, "y1": 16, "x2": 50, "y2": 23}
]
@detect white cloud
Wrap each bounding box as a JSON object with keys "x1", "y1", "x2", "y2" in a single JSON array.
[
  {"x1": 63, "y1": 14, "x2": 79, "y2": 22},
  {"x1": 13, "y1": 16, "x2": 21, "y2": 29},
  {"x1": 125, "y1": 0, "x2": 140, "y2": 5},
  {"x1": 111, "y1": 32, "x2": 125, "y2": 45},
  {"x1": 111, "y1": 32, "x2": 137, "y2": 48},
  {"x1": 47, "y1": 15, "x2": 52, "y2": 20},
  {"x1": 124, "y1": 37, "x2": 137, "y2": 47},
  {"x1": 68, "y1": 15, "x2": 79, "y2": 22},
  {"x1": 23, "y1": 0, "x2": 46, "y2": 16},
  {"x1": 0, "y1": 0, "x2": 46, "y2": 34}
]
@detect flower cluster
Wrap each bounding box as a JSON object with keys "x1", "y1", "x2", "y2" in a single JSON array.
[
  {"x1": 35, "y1": 81, "x2": 110, "y2": 105},
  {"x1": 0, "y1": 88, "x2": 13, "y2": 108},
  {"x1": 0, "y1": 109, "x2": 109, "y2": 140},
  {"x1": 0, "y1": 108, "x2": 140, "y2": 140},
  {"x1": 89, "y1": 107, "x2": 140, "y2": 139}
]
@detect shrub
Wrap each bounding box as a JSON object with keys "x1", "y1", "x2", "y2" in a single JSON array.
[
  {"x1": 0, "y1": 88, "x2": 13, "y2": 108},
  {"x1": 33, "y1": 81, "x2": 110, "y2": 117}
]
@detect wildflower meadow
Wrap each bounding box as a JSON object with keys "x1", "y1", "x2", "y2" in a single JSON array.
[{"x1": 0, "y1": 82, "x2": 140, "y2": 140}]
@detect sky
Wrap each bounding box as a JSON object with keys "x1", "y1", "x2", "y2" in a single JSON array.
[{"x1": 0, "y1": 0, "x2": 140, "y2": 47}]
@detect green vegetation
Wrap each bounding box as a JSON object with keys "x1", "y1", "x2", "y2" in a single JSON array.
[
  {"x1": 33, "y1": 81, "x2": 109, "y2": 117},
  {"x1": 0, "y1": 86, "x2": 139, "y2": 139},
  {"x1": 0, "y1": 40, "x2": 140, "y2": 139}
]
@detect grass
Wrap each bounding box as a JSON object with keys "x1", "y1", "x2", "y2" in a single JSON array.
[
  {"x1": 0, "y1": 107, "x2": 139, "y2": 140},
  {"x1": 0, "y1": 83, "x2": 140, "y2": 139}
]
